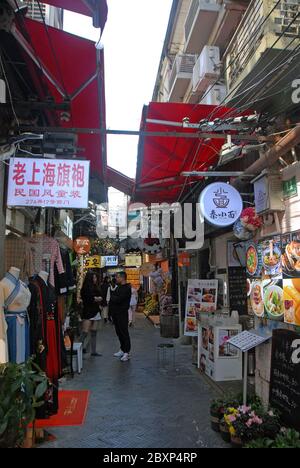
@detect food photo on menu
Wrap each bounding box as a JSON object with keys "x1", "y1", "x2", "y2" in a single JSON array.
[
  {"x1": 248, "y1": 279, "x2": 264, "y2": 318},
  {"x1": 246, "y1": 242, "x2": 262, "y2": 278},
  {"x1": 187, "y1": 287, "x2": 203, "y2": 303},
  {"x1": 261, "y1": 237, "x2": 282, "y2": 277},
  {"x1": 185, "y1": 317, "x2": 197, "y2": 333},
  {"x1": 282, "y1": 232, "x2": 300, "y2": 278},
  {"x1": 283, "y1": 278, "x2": 300, "y2": 325},
  {"x1": 263, "y1": 277, "x2": 284, "y2": 321}
]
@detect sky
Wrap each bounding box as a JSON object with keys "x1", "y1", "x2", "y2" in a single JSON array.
[{"x1": 63, "y1": 0, "x2": 173, "y2": 180}]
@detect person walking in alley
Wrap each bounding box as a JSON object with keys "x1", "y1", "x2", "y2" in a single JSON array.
[
  {"x1": 110, "y1": 272, "x2": 132, "y2": 362},
  {"x1": 79, "y1": 272, "x2": 103, "y2": 357},
  {"x1": 100, "y1": 276, "x2": 110, "y2": 323}
]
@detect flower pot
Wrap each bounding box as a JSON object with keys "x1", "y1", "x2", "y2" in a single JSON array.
[
  {"x1": 21, "y1": 427, "x2": 35, "y2": 449},
  {"x1": 210, "y1": 410, "x2": 221, "y2": 433},
  {"x1": 231, "y1": 435, "x2": 243, "y2": 449},
  {"x1": 220, "y1": 423, "x2": 231, "y2": 443}
]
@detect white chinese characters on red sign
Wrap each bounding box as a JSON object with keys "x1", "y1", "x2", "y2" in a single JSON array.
[{"x1": 7, "y1": 158, "x2": 90, "y2": 209}]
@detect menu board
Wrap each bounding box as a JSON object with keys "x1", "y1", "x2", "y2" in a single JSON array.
[
  {"x1": 184, "y1": 279, "x2": 218, "y2": 336},
  {"x1": 282, "y1": 232, "x2": 300, "y2": 326},
  {"x1": 270, "y1": 329, "x2": 300, "y2": 431},
  {"x1": 199, "y1": 326, "x2": 215, "y2": 378},
  {"x1": 228, "y1": 267, "x2": 247, "y2": 315}
]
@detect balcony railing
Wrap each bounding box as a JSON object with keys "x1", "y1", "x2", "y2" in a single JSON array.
[{"x1": 224, "y1": 0, "x2": 300, "y2": 91}]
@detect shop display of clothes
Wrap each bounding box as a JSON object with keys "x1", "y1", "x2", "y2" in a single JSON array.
[
  {"x1": 4, "y1": 234, "x2": 35, "y2": 282},
  {"x1": 26, "y1": 235, "x2": 65, "y2": 290},
  {"x1": 28, "y1": 274, "x2": 64, "y2": 418},
  {"x1": 54, "y1": 247, "x2": 76, "y2": 296},
  {"x1": 0, "y1": 268, "x2": 31, "y2": 364}
]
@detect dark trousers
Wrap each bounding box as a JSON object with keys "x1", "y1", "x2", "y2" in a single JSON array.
[{"x1": 113, "y1": 312, "x2": 131, "y2": 354}]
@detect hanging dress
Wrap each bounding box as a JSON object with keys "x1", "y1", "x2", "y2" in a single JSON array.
[{"x1": 4, "y1": 272, "x2": 31, "y2": 364}]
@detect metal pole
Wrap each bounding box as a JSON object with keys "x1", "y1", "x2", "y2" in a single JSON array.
[
  {"x1": 0, "y1": 163, "x2": 6, "y2": 278},
  {"x1": 243, "y1": 351, "x2": 248, "y2": 406}
]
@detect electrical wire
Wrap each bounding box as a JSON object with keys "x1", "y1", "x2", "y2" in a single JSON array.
[
  {"x1": 0, "y1": 51, "x2": 20, "y2": 128},
  {"x1": 189, "y1": 0, "x2": 283, "y2": 114},
  {"x1": 205, "y1": 10, "x2": 300, "y2": 123}
]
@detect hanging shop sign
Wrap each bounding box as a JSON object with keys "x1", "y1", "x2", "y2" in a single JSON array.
[
  {"x1": 253, "y1": 171, "x2": 284, "y2": 214},
  {"x1": 270, "y1": 329, "x2": 300, "y2": 431},
  {"x1": 283, "y1": 177, "x2": 298, "y2": 200},
  {"x1": 7, "y1": 158, "x2": 90, "y2": 209},
  {"x1": 199, "y1": 182, "x2": 243, "y2": 227},
  {"x1": 184, "y1": 279, "x2": 218, "y2": 337},
  {"x1": 178, "y1": 252, "x2": 190, "y2": 267},
  {"x1": 103, "y1": 256, "x2": 118, "y2": 267},
  {"x1": 125, "y1": 254, "x2": 142, "y2": 267},
  {"x1": 85, "y1": 255, "x2": 101, "y2": 269},
  {"x1": 74, "y1": 237, "x2": 91, "y2": 255}
]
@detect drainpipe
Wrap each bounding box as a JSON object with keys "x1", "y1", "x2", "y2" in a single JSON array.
[{"x1": 239, "y1": 125, "x2": 300, "y2": 179}]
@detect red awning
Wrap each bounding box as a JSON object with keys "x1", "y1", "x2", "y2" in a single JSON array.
[
  {"x1": 107, "y1": 167, "x2": 135, "y2": 196},
  {"x1": 134, "y1": 102, "x2": 245, "y2": 204},
  {"x1": 42, "y1": 0, "x2": 108, "y2": 30},
  {"x1": 13, "y1": 18, "x2": 106, "y2": 181}
]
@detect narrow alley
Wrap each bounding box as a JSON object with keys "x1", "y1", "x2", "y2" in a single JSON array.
[{"x1": 41, "y1": 315, "x2": 226, "y2": 449}]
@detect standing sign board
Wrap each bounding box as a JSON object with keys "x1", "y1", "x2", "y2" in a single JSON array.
[
  {"x1": 7, "y1": 158, "x2": 90, "y2": 209},
  {"x1": 270, "y1": 329, "x2": 300, "y2": 431},
  {"x1": 184, "y1": 279, "x2": 218, "y2": 336}
]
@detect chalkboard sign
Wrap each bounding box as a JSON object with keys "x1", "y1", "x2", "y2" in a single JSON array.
[
  {"x1": 270, "y1": 329, "x2": 300, "y2": 431},
  {"x1": 228, "y1": 267, "x2": 247, "y2": 315}
]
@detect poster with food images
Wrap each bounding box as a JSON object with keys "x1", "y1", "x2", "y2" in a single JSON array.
[
  {"x1": 261, "y1": 236, "x2": 282, "y2": 278},
  {"x1": 283, "y1": 278, "x2": 300, "y2": 326},
  {"x1": 263, "y1": 277, "x2": 284, "y2": 322},
  {"x1": 282, "y1": 232, "x2": 300, "y2": 279},
  {"x1": 246, "y1": 242, "x2": 263, "y2": 278},
  {"x1": 248, "y1": 279, "x2": 264, "y2": 318},
  {"x1": 184, "y1": 279, "x2": 218, "y2": 336}
]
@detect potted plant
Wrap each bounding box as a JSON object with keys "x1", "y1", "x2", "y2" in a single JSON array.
[
  {"x1": 230, "y1": 406, "x2": 280, "y2": 448},
  {"x1": 273, "y1": 428, "x2": 300, "y2": 449},
  {"x1": 210, "y1": 395, "x2": 240, "y2": 433},
  {"x1": 222, "y1": 407, "x2": 240, "y2": 444},
  {"x1": 0, "y1": 359, "x2": 48, "y2": 449}
]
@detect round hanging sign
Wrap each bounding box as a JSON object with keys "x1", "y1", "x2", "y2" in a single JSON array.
[
  {"x1": 74, "y1": 237, "x2": 91, "y2": 255},
  {"x1": 199, "y1": 182, "x2": 243, "y2": 228}
]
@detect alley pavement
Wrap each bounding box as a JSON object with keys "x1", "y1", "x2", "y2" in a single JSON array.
[{"x1": 41, "y1": 314, "x2": 226, "y2": 449}]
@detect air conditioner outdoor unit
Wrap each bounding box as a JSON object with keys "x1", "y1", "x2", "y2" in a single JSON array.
[
  {"x1": 200, "y1": 84, "x2": 227, "y2": 106},
  {"x1": 0, "y1": 79, "x2": 6, "y2": 104},
  {"x1": 192, "y1": 46, "x2": 220, "y2": 94}
]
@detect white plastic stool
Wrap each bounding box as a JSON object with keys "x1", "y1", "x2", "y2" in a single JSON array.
[{"x1": 66, "y1": 342, "x2": 83, "y2": 374}]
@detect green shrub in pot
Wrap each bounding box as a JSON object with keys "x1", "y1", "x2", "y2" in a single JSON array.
[{"x1": 0, "y1": 359, "x2": 49, "y2": 448}]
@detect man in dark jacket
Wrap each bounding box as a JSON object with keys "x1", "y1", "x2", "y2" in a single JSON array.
[{"x1": 110, "y1": 272, "x2": 132, "y2": 362}]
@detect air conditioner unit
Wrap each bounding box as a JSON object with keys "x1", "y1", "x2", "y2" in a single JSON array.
[
  {"x1": 192, "y1": 46, "x2": 220, "y2": 94},
  {"x1": 0, "y1": 78, "x2": 6, "y2": 104},
  {"x1": 200, "y1": 84, "x2": 227, "y2": 106}
]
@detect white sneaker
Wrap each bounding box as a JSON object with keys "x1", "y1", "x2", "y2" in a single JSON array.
[
  {"x1": 120, "y1": 353, "x2": 130, "y2": 362},
  {"x1": 114, "y1": 350, "x2": 124, "y2": 358}
]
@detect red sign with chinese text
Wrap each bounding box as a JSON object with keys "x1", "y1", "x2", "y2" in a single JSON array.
[{"x1": 7, "y1": 158, "x2": 90, "y2": 209}]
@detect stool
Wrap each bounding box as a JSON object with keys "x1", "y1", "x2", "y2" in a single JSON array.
[
  {"x1": 66, "y1": 342, "x2": 83, "y2": 374},
  {"x1": 157, "y1": 343, "x2": 175, "y2": 368}
]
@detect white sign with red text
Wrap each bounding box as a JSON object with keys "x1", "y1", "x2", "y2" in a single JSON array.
[{"x1": 7, "y1": 158, "x2": 90, "y2": 209}]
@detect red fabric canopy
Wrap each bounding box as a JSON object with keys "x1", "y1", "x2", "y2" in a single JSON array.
[
  {"x1": 107, "y1": 167, "x2": 134, "y2": 196},
  {"x1": 17, "y1": 18, "x2": 106, "y2": 180},
  {"x1": 42, "y1": 0, "x2": 108, "y2": 30},
  {"x1": 134, "y1": 102, "x2": 242, "y2": 204}
]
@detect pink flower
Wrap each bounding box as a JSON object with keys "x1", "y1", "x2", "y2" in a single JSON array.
[
  {"x1": 239, "y1": 405, "x2": 251, "y2": 415},
  {"x1": 228, "y1": 415, "x2": 236, "y2": 423},
  {"x1": 246, "y1": 420, "x2": 253, "y2": 428}
]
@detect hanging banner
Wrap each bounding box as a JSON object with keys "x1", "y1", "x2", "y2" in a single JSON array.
[
  {"x1": 125, "y1": 254, "x2": 142, "y2": 267},
  {"x1": 7, "y1": 158, "x2": 90, "y2": 209},
  {"x1": 184, "y1": 279, "x2": 218, "y2": 336}
]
